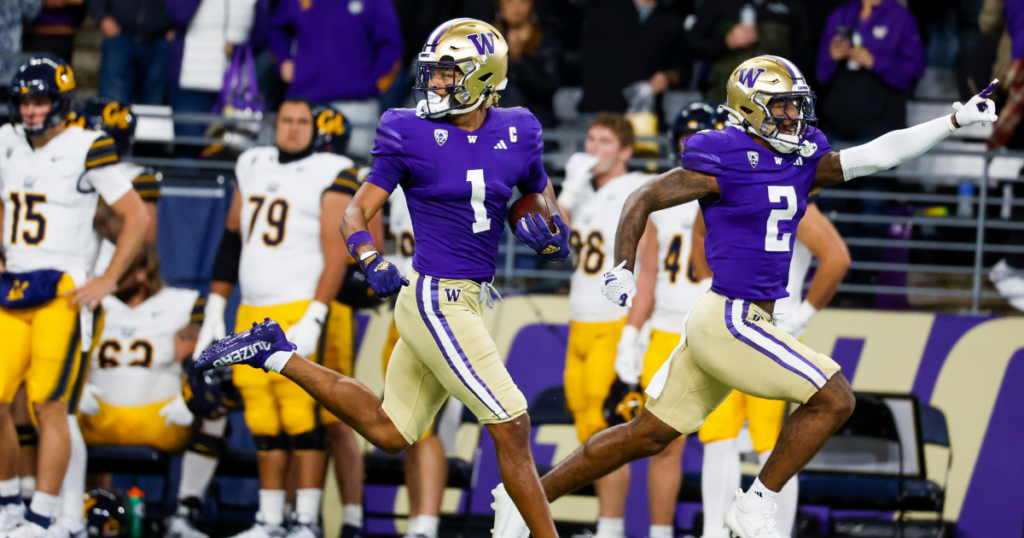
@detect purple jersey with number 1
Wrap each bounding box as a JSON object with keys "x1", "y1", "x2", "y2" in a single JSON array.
[
  {"x1": 366, "y1": 107, "x2": 548, "y2": 280},
  {"x1": 682, "y1": 125, "x2": 832, "y2": 301}
]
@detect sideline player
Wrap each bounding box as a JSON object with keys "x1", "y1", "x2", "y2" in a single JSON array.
[
  {"x1": 191, "y1": 98, "x2": 358, "y2": 538},
  {"x1": 616, "y1": 103, "x2": 724, "y2": 538},
  {"x1": 195, "y1": 19, "x2": 568, "y2": 538},
  {"x1": 0, "y1": 55, "x2": 149, "y2": 538},
  {"x1": 691, "y1": 199, "x2": 849, "y2": 538},
  {"x1": 493, "y1": 56, "x2": 998, "y2": 538},
  {"x1": 559, "y1": 114, "x2": 647, "y2": 538}
]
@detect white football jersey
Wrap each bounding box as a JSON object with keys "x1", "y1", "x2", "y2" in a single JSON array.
[
  {"x1": 91, "y1": 163, "x2": 153, "y2": 278},
  {"x1": 0, "y1": 125, "x2": 133, "y2": 285},
  {"x1": 88, "y1": 287, "x2": 201, "y2": 407},
  {"x1": 236, "y1": 147, "x2": 357, "y2": 306},
  {"x1": 774, "y1": 238, "x2": 812, "y2": 319},
  {"x1": 388, "y1": 186, "x2": 415, "y2": 275},
  {"x1": 569, "y1": 172, "x2": 649, "y2": 322},
  {"x1": 649, "y1": 201, "x2": 704, "y2": 334}
]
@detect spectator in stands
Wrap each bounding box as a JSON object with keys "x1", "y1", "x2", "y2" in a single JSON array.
[
  {"x1": 984, "y1": 0, "x2": 1024, "y2": 149},
  {"x1": 166, "y1": 0, "x2": 270, "y2": 137},
  {"x1": 817, "y1": 0, "x2": 925, "y2": 141},
  {"x1": 21, "y1": 0, "x2": 87, "y2": 63},
  {"x1": 687, "y1": 0, "x2": 808, "y2": 104},
  {"x1": 494, "y1": 0, "x2": 561, "y2": 127},
  {"x1": 0, "y1": 0, "x2": 41, "y2": 86},
  {"x1": 270, "y1": 0, "x2": 402, "y2": 156},
  {"x1": 578, "y1": 0, "x2": 689, "y2": 115},
  {"x1": 90, "y1": 0, "x2": 173, "y2": 105}
]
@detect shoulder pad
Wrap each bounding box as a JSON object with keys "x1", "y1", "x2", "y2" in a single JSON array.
[{"x1": 372, "y1": 109, "x2": 415, "y2": 156}]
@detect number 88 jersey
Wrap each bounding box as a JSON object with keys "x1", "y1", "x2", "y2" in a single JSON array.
[
  {"x1": 236, "y1": 147, "x2": 357, "y2": 306},
  {"x1": 568, "y1": 173, "x2": 648, "y2": 322}
]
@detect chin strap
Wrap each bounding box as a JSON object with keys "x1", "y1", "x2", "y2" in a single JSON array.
[
  {"x1": 416, "y1": 87, "x2": 493, "y2": 119},
  {"x1": 718, "y1": 104, "x2": 818, "y2": 157}
]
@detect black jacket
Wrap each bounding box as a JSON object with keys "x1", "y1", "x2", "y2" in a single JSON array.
[
  {"x1": 501, "y1": 32, "x2": 562, "y2": 127},
  {"x1": 88, "y1": 0, "x2": 171, "y2": 44}
]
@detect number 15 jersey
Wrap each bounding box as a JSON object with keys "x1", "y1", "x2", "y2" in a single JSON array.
[
  {"x1": 682, "y1": 126, "x2": 831, "y2": 301},
  {"x1": 366, "y1": 107, "x2": 549, "y2": 281}
]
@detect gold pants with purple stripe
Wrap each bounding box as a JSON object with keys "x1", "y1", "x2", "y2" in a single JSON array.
[
  {"x1": 383, "y1": 271, "x2": 527, "y2": 444},
  {"x1": 645, "y1": 291, "x2": 840, "y2": 435}
]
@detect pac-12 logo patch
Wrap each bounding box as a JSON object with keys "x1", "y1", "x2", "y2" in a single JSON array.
[
  {"x1": 434, "y1": 129, "x2": 448, "y2": 146},
  {"x1": 747, "y1": 151, "x2": 759, "y2": 168}
]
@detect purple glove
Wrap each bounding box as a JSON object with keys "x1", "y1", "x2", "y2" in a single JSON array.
[
  {"x1": 196, "y1": 318, "x2": 297, "y2": 372},
  {"x1": 514, "y1": 213, "x2": 570, "y2": 262},
  {"x1": 360, "y1": 252, "x2": 409, "y2": 298}
]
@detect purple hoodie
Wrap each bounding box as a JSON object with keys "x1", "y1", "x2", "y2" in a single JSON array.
[
  {"x1": 1006, "y1": 0, "x2": 1024, "y2": 60},
  {"x1": 270, "y1": 0, "x2": 402, "y2": 102},
  {"x1": 166, "y1": 0, "x2": 269, "y2": 91},
  {"x1": 817, "y1": 0, "x2": 924, "y2": 91}
]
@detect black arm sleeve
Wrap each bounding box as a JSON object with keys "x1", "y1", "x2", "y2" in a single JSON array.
[{"x1": 211, "y1": 229, "x2": 242, "y2": 285}]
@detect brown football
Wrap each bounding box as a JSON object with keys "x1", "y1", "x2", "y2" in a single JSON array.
[{"x1": 508, "y1": 193, "x2": 558, "y2": 233}]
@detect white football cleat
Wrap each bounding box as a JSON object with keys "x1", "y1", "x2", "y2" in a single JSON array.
[
  {"x1": 165, "y1": 514, "x2": 209, "y2": 538},
  {"x1": 724, "y1": 489, "x2": 781, "y2": 538},
  {"x1": 224, "y1": 519, "x2": 286, "y2": 538},
  {"x1": 490, "y1": 484, "x2": 528, "y2": 538},
  {"x1": 0, "y1": 504, "x2": 25, "y2": 532},
  {"x1": 2, "y1": 519, "x2": 48, "y2": 538}
]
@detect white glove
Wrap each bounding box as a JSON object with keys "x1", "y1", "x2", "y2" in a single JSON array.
[
  {"x1": 557, "y1": 153, "x2": 600, "y2": 210},
  {"x1": 77, "y1": 384, "x2": 102, "y2": 416},
  {"x1": 952, "y1": 79, "x2": 999, "y2": 128},
  {"x1": 286, "y1": 300, "x2": 329, "y2": 357},
  {"x1": 614, "y1": 325, "x2": 642, "y2": 385},
  {"x1": 775, "y1": 300, "x2": 818, "y2": 339},
  {"x1": 193, "y1": 293, "x2": 228, "y2": 360},
  {"x1": 159, "y1": 394, "x2": 194, "y2": 427},
  {"x1": 602, "y1": 261, "x2": 637, "y2": 307},
  {"x1": 990, "y1": 259, "x2": 1024, "y2": 311}
]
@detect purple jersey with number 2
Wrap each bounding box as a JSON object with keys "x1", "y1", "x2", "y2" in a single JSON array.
[
  {"x1": 366, "y1": 107, "x2": 548, "y2": 280},
  {"x1": 682, "y1": 125, "x2": 832, "y2": 301}
]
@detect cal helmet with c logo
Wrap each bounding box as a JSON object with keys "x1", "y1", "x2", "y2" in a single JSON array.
[
  {"x1": 722, "y1": 55, "x2": 818, "y2": 155},
  {"x1": 311, "y1": 105, "x2": 352, "y2": 155},
  {"x1": 672, "y1": 101, "x2": 729, "y2": 149},
  {"x1": 8, "y1": 54, "x2": 76, "y2": 136},
  {"x1": 413, "y1": 18, "x2": 509, "y2": 118},
  {"x1": 84, "y1": 489, "x2": 127, "y2": 538},
  {"x1": 69, "y1": 97, "x2": 137, "y2": 157}
]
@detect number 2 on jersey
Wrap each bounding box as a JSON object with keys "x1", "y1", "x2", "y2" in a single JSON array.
[{"x1": 764, "y1": 186, "x2": 796, "y2": 252}]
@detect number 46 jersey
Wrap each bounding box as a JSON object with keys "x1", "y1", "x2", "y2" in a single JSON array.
[
  {"x1": 365, "y1": 108, "x2": 549, "y2": 281},
  {"x1": 682, "y1": 126, "x2": 831, "y2": 301}
]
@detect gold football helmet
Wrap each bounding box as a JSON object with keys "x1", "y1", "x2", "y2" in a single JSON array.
[
  {"x1": 723, "y1": 55, "x2": 817, "y2": 154},
  {"x1": 414, "y1": 18, "x2": 508, "y2": 118}
]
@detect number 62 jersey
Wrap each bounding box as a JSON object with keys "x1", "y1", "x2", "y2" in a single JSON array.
[
  {"x1": 365, "y1": 107, "x2": 549, "y2": 281},
  {"x1": 681, "y1": 125, "x2": 831, "y2": 301}
]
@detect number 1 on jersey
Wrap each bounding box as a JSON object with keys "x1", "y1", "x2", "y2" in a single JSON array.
[
  {"x1": 467, "y1": 169, "x2": 491, "y2": 233},
  {"x1": 765, "y1": 186, "x2": 796, "y2": 252}
]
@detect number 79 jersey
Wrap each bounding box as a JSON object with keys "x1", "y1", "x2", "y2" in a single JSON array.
[
  {"x1": 365, "y1": 107, "x2": 549, "y2": 281},
  {"x1": 683, "y1": 125, "x2": 831, "y2": 301}
]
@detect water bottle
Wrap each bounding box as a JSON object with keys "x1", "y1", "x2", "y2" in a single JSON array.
[
  {"x1": 740, "y1": 4, "x2": 757, "y2": 26},
  {"x1": 849, "y1": 32, "x2": 863, "y2": 70},
  {"x1": 126, "y1": 486, "x2": 145, "y2": 538},
  {"x1": 957, "y1": 181, "x2": 974, "y2": 218}
]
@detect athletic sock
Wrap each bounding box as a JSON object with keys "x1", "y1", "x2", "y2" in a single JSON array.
[
  {"x1": 27, "y1": 492, "x2": 59, "y2": 528},
  {"x1": 59, "y1": 416, "x2": 87, "y2": 527},
  {"x1": 295, "y1": 489, "x2": 322, "y2": 525},
  {"x1": 739, "y1": 478, "x2": 778, "y2": 513},
  {"x1": 343, "y1": 504, "x2": 363, "y2": 528},
  {"x1": 595, "y1": 517, "x2": 625, "y2": 538},
  {"x1": 758, "y1": 450, "x2": 798, "y2": 536},
  {"x1": 258, "y1": 490, "x2": 286, "y2": 526},
  {"x1": 702, "y1": 439, "x2": 740, "y2": 538},
  {"x1": 0, "y1": 478, "x2": 19, "y2": 504},
  {"x1": 413, "y1": 514, "x2": 439, "y2": 538},
  {"x1": 649, "y1": 524, "x2": 673, "y2": 538},
  {"x1": 19, "y1": 476, "x2": 35, "y2": 502},
  {"x1": 178, "y1": 452, "x2": 220, "y2": 500}
]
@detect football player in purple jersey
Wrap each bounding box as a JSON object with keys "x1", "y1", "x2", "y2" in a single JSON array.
[
  {"x1": 490, "y1": 56, "x2": 999, "y2": 538},
  {"x1": 193, "y1": 18, "x2": 567, "y2": 538}
]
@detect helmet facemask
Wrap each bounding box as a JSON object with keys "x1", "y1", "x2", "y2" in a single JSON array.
[
  {"x1": 414, "y1": 55, "x2": 491, "y2": 118},
  {"x1": 725, "y1": 90, "x2": 816, "y2": 154}
]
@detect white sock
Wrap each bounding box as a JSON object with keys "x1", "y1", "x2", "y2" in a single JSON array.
[
  {"x1": 258, "y1": 490, "x2": 286, "y2": 526},
  {"x1": 178, "y1": 418, "x2": 226, "y2": 500},
  {"x1": 595, "y1": 517, "x2": 625, "y2": 538},
  {"x1": 0, "y1": 478, "x2": 19, "y2": 500},
  {"x1": 295, "y1": 489, "x2": 322, "y2": 524},
  {"x1": 702, "y1": 439, "x2": 741, "y2": 538},
  {"x1": 649, "y1": 524, "x2": 673, "y2": 538},
  {"x1": 29, "y1": 491, "x2": 60, "y2": 518},
  {"x1": 19, "y1": 476, "x2": 35, "y2": 501},
  {"x1": 739, "y1": 478, "x2": 778, "y2": 512},
  {"x1": 343, "y1": 504, "x2": 363, "y2": 528},
  {"x1": 413, "y1": 514, "x2": 439, "y2": 538},
  {"x1": 758, "y1": 450, "x2": 798, "y2": 536},
  {"x1": 57, "y1": 416, "x2": 87, "y2": 528}
]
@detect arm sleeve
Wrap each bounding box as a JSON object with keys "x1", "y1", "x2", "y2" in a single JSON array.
[
  {"x1": 869, "y1": 16, "x2": 925, "y2": 92},
  {"x1": 368, "y1": 0, "x2": 404, "y2": 95},
  {"x1": 326, "y1": 167, "x2": 361, "y2": 195},
  {"x1": 839, "y1": 115, "x2": 955, "y2": 181},
  {"x1": 211, "y1": 229, "x2": 242, "y2": 284},
  {"x1": 816, "y1": 10, "x2": 842, "y2": 85},
  {"x1": 269, "y1": 0, "x2": 297, "y2": 62}
]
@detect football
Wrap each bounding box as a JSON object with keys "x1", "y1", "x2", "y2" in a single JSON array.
[{"x1": 508, "y1": 193, "x2": 558, "y2": 233}]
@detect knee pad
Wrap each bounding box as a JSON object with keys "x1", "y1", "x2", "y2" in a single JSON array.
[
  {"x1": 253, "y1": 434, "x2": 289, "y2": 452},
  {"x1": 187, "y1": 430, "x2": 227, "y2": 459},
  {"x1": 16, "y1": 425, "x2": 37, "y2": 448},
  {"x1": 289, "y1": 427, "x2": 328, "y2": 451}
]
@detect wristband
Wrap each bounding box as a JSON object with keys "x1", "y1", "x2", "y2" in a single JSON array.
[
  {"x1": 620, "y1": 324, "x2": 640, "y2": 345},
  {"x1": 304, "y1": 300, "x2": 329, "y2": 324},
  {"x1": 204, "y1": 293, "x2": 228, "y2": 318},
  {"x1": 346, "y1": 230, "x2": 374, "y2": 257}
]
